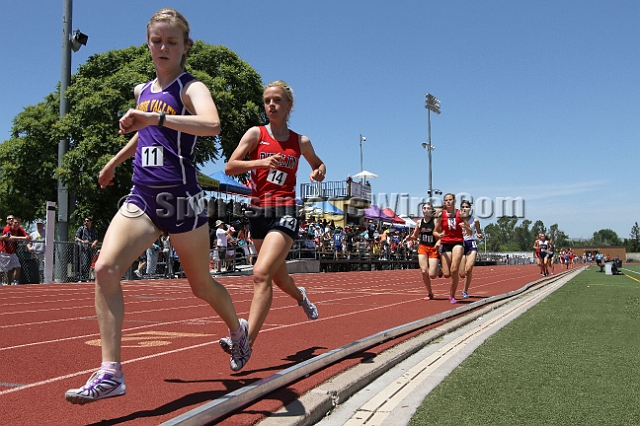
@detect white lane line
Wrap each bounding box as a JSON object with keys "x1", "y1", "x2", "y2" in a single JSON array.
[
  {"x1": 0, "y1": 340, "x2": 217, "y2": 397},
  {"x1": 0, "y1": 297, "x2": 424, "y2": 396}
]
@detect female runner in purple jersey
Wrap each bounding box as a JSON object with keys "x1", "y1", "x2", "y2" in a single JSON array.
[{"x1": 65, "y1": 8, "x2": 250, "y2": 406}]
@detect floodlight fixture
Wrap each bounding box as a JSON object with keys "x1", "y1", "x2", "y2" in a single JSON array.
[
  {"x1": 70, "y1": 29, "x2": 88, "y2": 52},
  {"x1": 424, "y1": 93, "x2": 441, "y2": 202},
  {"x1": 425, "y1": 94, "x2": 441, "y2": 114}
]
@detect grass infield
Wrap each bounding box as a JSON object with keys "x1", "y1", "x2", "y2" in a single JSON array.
[{"x1": 409, "y1": 265, "x2": 640, "y2": 426}]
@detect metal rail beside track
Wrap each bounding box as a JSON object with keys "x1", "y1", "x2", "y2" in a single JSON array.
[{"x1": 161, "y1": 269, "x2": 582, "y2": 426}]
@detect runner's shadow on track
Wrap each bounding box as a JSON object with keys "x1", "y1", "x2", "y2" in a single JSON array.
[
  {"x1": 162, "y1": 346, "x2": 328, "y2": 382},
  {"x1": 85, "y1": 378, "x2": 260, "y2": 426},
  {"x1": 225, "y1": 346, "x2": 328, "y2": 377},
  {"x1": 85, "y1": 347, "x2": 327, "y2": 425}
]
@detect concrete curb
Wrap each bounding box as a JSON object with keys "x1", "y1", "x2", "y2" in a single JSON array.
[{"x1": 257, "y1": 300, "x2": 510, "y2": 426}]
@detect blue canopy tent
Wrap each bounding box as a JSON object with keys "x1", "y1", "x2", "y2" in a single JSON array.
[{"x1": 208, "y1": 171, "x2": 252, "y2": 196}]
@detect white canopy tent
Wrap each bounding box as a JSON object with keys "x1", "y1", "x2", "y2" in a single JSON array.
[{"x1": 352, "y1": 170, "x2": 378, "y2": 180}]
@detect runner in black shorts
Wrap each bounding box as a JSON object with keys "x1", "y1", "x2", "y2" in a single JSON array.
[{"x1": 221, "y1": 80, "x2": 326, "y2": 352}]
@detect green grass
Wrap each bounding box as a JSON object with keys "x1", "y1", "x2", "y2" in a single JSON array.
[{"x1": 409, "y1": 265, "x2": 640, "y2": 426}]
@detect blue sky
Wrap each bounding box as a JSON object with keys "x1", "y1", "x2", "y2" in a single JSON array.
[{"x1": 1, "y1": 1, "x2": 638, "y2": 240}]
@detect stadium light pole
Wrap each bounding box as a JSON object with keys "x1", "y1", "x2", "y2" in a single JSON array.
[
  {"x1": 359, "y1": 134, "x2": 366, "y2": 184},
  {"x1": 58, "y1": 0, "x2": 88, "y2": 243},
  {"x1": 423, "y1": 93, "x2": 440, "y2": 204}
]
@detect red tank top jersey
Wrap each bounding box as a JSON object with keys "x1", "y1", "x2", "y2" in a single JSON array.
[
  {"x1": 440, "y1": 209, "x2": 464, "y2": 244},
  {"x1": 249, "y1": 126, "x2": 301, "y2": 207}
]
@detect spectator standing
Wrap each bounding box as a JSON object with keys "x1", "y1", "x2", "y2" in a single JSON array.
[
  {"x1": 214, "y1": 220, "x2": 229, "y2": 273},
  {"x1": 27, "y1": 219, "x2": 47, "y2": 283},
  {"x1": 333, "y1": 227, "x2": 345, "y2": 259},
  {"x1": 75, "y1": 216, "x2": 99, "y2": 282},
  {"x1": 344, "y1": 226, "x2": 355, "y2": 259},
  {"x1": 133, "y1": 253, "x2": 146, "y2": 278},
  {"x1": 146, "y1": 236, "x2": 162, "y2": 276},
  {"x1": 1, "y1": 217, "x2": 30, "y2": 285},
  {"x1": 237, "y1": 224, "x2": 256, "y2": 265},
  {"x1": 161, "y1": 234, "x2": 173, "y2": 277}
]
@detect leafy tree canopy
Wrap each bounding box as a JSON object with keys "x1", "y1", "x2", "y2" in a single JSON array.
[
  {"x1": 591, "y1": 228, "x2": 622, "y2": 246},
  {"x1": 625, "y1": 222, "x2": 640, "y2": 252},
  {"x1": 0, "y1": 42, "x2": 264, "y2": 233}
]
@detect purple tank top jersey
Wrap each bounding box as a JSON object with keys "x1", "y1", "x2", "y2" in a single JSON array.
[{"x1": 132, "y1": 73, "x2": 198, "y2": 187}]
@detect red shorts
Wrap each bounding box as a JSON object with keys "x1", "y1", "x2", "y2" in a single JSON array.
[{"x1": 418, "y1": 244, "x2": 439, "y2": 258}]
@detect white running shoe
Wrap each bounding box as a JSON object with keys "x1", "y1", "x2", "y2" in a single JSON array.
[
  {"x1": 298, "y1": 287, "x2": 318, "y2": 320},
  {"x1": 219, "y1": 336, "x2": 232, "y2": 354},
  {"x1": 230, "y1": 319, "x2": 251, "y2": 371},
  {"x1": 65, "y1": 370, "x2": 126, "y2": 405}
]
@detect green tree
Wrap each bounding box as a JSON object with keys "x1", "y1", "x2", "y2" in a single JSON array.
[
  {"x1": 0, "y1": 98, "x2": 60, "y2": 223},
  {"x1": 546, "y1": 223, "x2": 570, "y2": 248},
  {"x1": 0, "y1": 42, "x2": 264, "y2": 233},
  {"x1": 496, "y1": 216, "x2": 518, "y2": 246},
  {"x1": 483, "y1": 223, "x2": 503, "y2": 252},
  {"x1": 553, "y1": 229, "x2": 571, "y2": 249},
  {"x1": 592, "y1": 229, "x2": 622, "y2": 246},
  {"x1": 513, "y1": 219, "x2": 532, "y2": 251},
  {"x1": 530, "y1": 220, "x2": 546, "y2": 242},
  {"x1": 627, "y1": 222, "x2": 640, "y2": 252}
]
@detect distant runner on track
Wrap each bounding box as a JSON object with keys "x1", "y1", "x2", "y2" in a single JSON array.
[
  {"x1": 405, "y1": 202, "x2": 439, "y2": 300},
  {"x1": 459, "y1": 200, "x2": 482, "y2": 299},
  {"x1": 435, "y1": 193, "x2": 465, "y2": 304}
]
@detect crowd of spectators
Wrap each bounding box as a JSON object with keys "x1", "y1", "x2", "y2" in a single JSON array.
[
  {"x1": 294, "y1": 218, "x2": 418, "y2": 261},
  {"x1": 3, "y1": 207, "x2": 629, "y2": 285}
]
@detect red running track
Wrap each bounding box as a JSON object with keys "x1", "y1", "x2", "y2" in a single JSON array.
[{"x1": 0, "y1": 264, "x2": 547, "y2": 425}]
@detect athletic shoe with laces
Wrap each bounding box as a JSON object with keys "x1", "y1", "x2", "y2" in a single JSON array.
[
  {"x1": 462, "y1": 291, "x2": 469, "y2": 299},
  {"x1": 230, "y1": 318, "x2": 251, "y2": 371},
  {"x1": 65, "y1": 370, "x2": 126, "y2": 405},
  {"x1": 298, "y1": 287, "x2": 318, "y2": 320},
  {"x1": 219, "y1": 336, "x2": 232, "y2": 354},
  {"x1": 449, "y1": 296, "x2": 457, "y2": 304}
]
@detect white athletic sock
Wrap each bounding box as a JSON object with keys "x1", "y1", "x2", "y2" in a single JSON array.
[
  {"x1": 230, "y1": 325, "x2": 244, "y2": 342},
  {"x1": 101, "y1": 362, "x2": 123, "y2": 378}
]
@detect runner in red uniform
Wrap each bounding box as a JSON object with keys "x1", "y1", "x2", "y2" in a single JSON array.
[
  {"x1": 248, "y1": 125, "x2": 300, "y2": 208},
  {"x1": 224, "y1": 80, "x2": 326, "y2": 351},
  {"x1": 435, "y1": 193, "x2": 465, "y2": 303}
]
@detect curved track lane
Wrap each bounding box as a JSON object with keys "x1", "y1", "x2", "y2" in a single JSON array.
[{"x1": 1, "y1": 264, "x2": 553, "y2": 425}]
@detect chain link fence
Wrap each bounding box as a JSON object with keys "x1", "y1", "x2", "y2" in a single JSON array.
[
  {"x1": 1, "y1": 241, "x2": 44, "y2": 285},
  {"x1": 2, "y1": 239, "x2": 532, "y2": 285}
]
